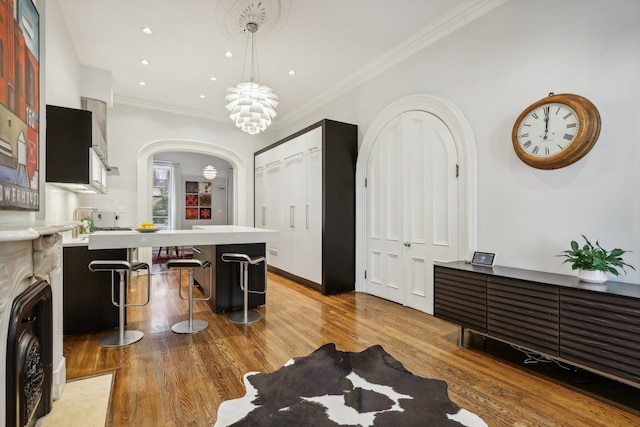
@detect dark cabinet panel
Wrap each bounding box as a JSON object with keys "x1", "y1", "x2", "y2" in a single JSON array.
[
  {"x1": 321, "y1": 120, "x2": 358, "y2": 294},
  {"x1": 488, "y1": 277, "x2": 559, "y2": 356},
  {"x1": 193, "y1": 243, "x2": 266, "y2": 313},
  {"x1": 46, "y1": 105, "x2": 91, "y2": 184},
  {"x1": 560, "y1": 288, "x2": 640, "y2": 384},
  {"x1": 63, "y1": 246, "x2": 127, "y2": 335},
  {"x1": 434, "y1": 266, "x2": 486, "y2": 333}
]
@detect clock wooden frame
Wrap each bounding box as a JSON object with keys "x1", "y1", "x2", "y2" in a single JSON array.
[{"x1": 511, "y1": 93, "x2": 601, "y2": 170}]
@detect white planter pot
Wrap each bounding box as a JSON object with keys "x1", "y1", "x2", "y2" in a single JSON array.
[{"x1": 578, "y1": 269, "x2": 608, "y2": 283}]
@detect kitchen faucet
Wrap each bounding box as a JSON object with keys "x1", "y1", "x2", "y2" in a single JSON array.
[{"x1": 72, "y1": 207, "x2": 98, "y2": 238}]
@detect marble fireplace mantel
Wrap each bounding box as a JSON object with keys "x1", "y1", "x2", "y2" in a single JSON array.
[{"x1": 0, "y1": 222, "x2": 75, "y2": 427}]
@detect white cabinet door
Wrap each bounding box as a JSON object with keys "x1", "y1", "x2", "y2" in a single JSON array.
[
  {"x1": 263, "y1": 149, "x2": 284, "y2": 269},
  {"x1": 280, "y1": 133, "x2": 308, "y2": 276},
  {"x1": 254, "y1": 153, "x2": 267, "y2": 228},
  {"x1": 300, "y1": 127, "x2": 323, "y2": 284}
]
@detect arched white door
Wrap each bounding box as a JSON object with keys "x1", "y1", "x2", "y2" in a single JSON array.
[{"x1": 365, "y1": 111, "x2": 459, "y2": 313}]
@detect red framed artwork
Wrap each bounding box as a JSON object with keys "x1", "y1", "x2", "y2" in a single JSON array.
[
  {"x1": 0, "y1": 0, "x2": 40, "y2": 211},
  {"x1": 185, "y1": 208, "x2": 199, "y2": 220}
]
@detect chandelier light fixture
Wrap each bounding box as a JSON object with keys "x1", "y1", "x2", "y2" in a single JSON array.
[
  {"x1": 225, "y1": 14, "x2": 278, "y2": 135},
  {"x1": 203, "y1": 165, "x2": 218, "y2": 180}
]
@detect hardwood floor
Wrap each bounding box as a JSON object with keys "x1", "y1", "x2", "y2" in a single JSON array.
[{"x1": 62, "y1": 270, "x2": 640, "y2": 426}]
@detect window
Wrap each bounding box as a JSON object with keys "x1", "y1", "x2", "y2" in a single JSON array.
[{"x1": 152, "y1": 165, "x2": 171, "y2": 229}]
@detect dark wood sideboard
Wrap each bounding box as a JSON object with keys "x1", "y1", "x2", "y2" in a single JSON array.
[{"x1": 434, "y1": 261, "x2": 640, "y2": 388}]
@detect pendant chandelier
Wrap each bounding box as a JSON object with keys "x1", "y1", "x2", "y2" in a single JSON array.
[
  {"x1": 202, "y1": 165, "x2": 217, "y2": 180},
  {"x1": 225, "y1": 20, "x2": 278, "y2": 135}
]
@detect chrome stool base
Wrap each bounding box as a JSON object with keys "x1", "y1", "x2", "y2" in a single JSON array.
[
  {"x1": 88, "y1": 260, "x2": 151, "y2": 348},
  {"x1": 172, "y1": 319, "x2": 209, "y2": 334},
  {"x1": 221, "y1": 253, "x2": 267, "y2": 325},
  {"x1": 229, "y1": 311, "x2": 261, "y2": 325},
  {"x1": 99, "y1": 330, "x2": 144, "y2": 347},
  {"x1": 167, "y1": 259, "x2": 212, "y2": 335}
]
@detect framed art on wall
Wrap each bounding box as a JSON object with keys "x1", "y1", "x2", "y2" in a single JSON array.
[
  {"x1": 0, "y1": 0, "x2": 40, "y2": 211},
  {"x1": 185, "y1": 180, "x2": 215, "y2": 219}
]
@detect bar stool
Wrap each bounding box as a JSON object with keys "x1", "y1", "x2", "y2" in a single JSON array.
[
  {"x1": 88, "y1": 260, "x2": 151, "y2": 347},
  {"x1": 167, "y1": 259, "x2": 212, "y2": 333},
  {"x1": 221, "y1": 253, "x2": 267, "y2": 324}
]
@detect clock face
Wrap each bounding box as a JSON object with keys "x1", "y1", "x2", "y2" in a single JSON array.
[
  {"x1": 512, "y1": 93, "x2": 600, "y2": 170},
  {"x1": 516, "y1": 102, "x2": 580, "y2": 158}
]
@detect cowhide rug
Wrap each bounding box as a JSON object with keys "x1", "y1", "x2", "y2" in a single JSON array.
[{"x1": 214, "y1": 343, "x2": 487, "y2": 427}]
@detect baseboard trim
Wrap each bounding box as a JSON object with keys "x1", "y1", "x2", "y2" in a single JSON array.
[{"x1": 267, "y1": 266, "x2": 322, "y2": 292}]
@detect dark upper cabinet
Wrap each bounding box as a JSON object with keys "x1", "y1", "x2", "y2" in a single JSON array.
[{"x1": 45, "y1": 104, "x2": 107, "y2": 193}]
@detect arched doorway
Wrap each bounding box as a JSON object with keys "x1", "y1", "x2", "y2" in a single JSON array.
[
  {"x1": 355, "y1": 94, "x2": 478, "y2": 313},
  {"x1": 136, "y1": 139, "x2": 247, "y2": 264}
]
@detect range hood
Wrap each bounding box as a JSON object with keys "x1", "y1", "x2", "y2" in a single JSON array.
[{"x1": 81, "y1": 97, "x2": 119, "y2": 176}]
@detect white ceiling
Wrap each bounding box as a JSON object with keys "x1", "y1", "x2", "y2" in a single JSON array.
[{"x1": 56, "y1": 0, "x2": 503, "y2": 130}]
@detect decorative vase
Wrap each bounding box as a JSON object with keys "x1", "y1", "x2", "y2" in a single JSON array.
[{"x1": 577, "y1": 269, "x2": 607, "y2": 283}]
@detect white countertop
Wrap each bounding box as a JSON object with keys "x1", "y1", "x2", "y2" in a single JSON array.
[
  {"x1": 88, "y1": 225, "x2": 279, "y2": 250},
  {"x1": 62, "y1": 235, "x2": 90, "y2": 247},
  {"x1": 0, "y1": 221, "x2": 77, "y2": 242}
]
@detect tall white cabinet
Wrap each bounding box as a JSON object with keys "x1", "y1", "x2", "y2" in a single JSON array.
[{"x1": 254, "y1": 120, "x2": 357, "y2": 294}]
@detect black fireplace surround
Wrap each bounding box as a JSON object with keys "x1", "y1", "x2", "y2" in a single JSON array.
[{"x1": 6, "y1": 281, "x2": 53, "y2": 427}]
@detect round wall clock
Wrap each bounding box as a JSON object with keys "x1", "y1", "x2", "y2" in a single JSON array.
[{"x1": 511, "y1": 93, "x2": 601, "y2": 170}]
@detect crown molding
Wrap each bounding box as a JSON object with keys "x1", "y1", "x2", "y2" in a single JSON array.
[
  {"x1": 114, "y1": 95, "x2": 286, "y2": 131},
  {"x1": 113, "y1": 96, "x2": 230, "y2": 122},
  {"x1": 277, "y1": 0, "x2": 509, "y2": 129}
]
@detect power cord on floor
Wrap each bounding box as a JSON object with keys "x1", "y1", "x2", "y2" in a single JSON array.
[{"x1": 510, "y1": 344, "x2": 571, "y2": 370}]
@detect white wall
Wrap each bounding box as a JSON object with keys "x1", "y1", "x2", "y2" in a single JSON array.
[{"x1": 274, "y1": 0, "x2": 640, "y2": 283}]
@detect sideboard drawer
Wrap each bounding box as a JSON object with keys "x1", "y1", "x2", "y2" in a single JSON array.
[{"x1": 560, "y1": 287, "x2": 640, "y2": 384}]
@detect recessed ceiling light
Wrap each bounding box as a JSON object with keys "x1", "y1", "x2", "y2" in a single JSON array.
[
  {"x1": 139, "y1": 81, "x2": 147, "y2": 86},
  {"x1": 210, "y1": 76, "x2": 217, "y2": 81},
  {"x1": 142, "y1": 27, "x2": 153, "y2": 35},
  {"x1": 288, "y1": 70, "x2": 296, "y2": 76},
  {"x1": 140, "y1": 59, "x2": 149, "y2": 65},
  {"x1": 200, "y1": 94, "x2": 206, "y2": 99},
  {"x1": 225, "y1": 51, "x2": 232, "y2": 58}
]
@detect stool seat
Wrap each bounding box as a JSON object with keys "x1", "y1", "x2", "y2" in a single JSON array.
[
  {"x1": 221, "y1": 252, "x2": 266, "y2": 325},
  {"x1": 167, "y1": 259, "x2": 212, "y2": 269},
  {"x1": 88, "y1": 259, "x2": 150, "y2": 347},
  {"x1": 89, "y1": 260, "x2": 149, "y2": 272},
  {"x1": 168, "y1": 258, "x2": 212, "y2": 334},
  {"x1": 220, "y1": 253, "x2": 265, "y2": 265}
]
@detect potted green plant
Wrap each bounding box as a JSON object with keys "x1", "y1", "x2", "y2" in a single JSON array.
[{"x1": 558, "y1": 235, "x2": 635, "y2": 283}]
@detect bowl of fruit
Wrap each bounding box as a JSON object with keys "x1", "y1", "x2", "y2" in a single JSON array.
[{"x1": 136, "y1": 222, "x2": 158, "y2": 233}]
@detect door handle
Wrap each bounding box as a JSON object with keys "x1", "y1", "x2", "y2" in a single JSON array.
[
  {"x1": 404, "y1": 242, "x2": 411, "y2": 247},
  {"x1": 261, "y1": 207, "x2": 266, "y2": 225},
  {"x1": 290, "y1": 205, "x2": 295, "y2": 228}
]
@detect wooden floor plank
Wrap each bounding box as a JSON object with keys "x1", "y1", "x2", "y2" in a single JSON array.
[{"x1": 61, "y1": 270, "x2": 640, "y2": 426}]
